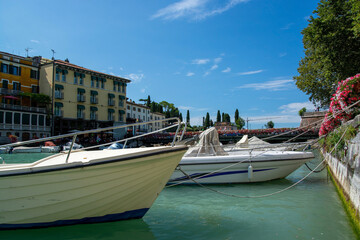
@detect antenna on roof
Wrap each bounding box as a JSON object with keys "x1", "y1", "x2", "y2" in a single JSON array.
[
  {"x1": 25, "y1": 48, "x2": 32, "y2": 57},
  {"x1": 51, "y1": 49, "x2": 56, "y2": 60}
]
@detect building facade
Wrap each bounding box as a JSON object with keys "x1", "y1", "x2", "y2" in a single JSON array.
[
  {"x1": 126, "y1": 100, "x2": 166, "y2": 133},
  {"x1": 40, "y1": 59, "x2": 130, "y2": 135},
  {"x1": 0, "y1": 51, "x2": 50, "y2": 141}
]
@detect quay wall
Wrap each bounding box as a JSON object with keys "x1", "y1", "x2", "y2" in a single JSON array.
[{"x1": 323, "y1": 116, "x2": 360, "y2": 217}]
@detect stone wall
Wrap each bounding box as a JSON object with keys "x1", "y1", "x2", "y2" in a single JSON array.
[
  {"x1": 324, "y1": 115, "x2": 360, "y2": 215},
  {"x1": 300, "y1": 111, "x2": 326, "y2": 128}
]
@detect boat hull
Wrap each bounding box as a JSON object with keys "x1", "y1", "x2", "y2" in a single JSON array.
[
  {"x1": 0, "y1": 147, "x2": 186, "y2": 229},
  {"x1": 169, "y1": 151, "x2": 314, "y2": 184}
]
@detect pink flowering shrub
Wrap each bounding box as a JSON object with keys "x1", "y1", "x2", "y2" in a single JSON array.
[{"x1": 319, "y1": 73, "x2": 360, "y2": 136}]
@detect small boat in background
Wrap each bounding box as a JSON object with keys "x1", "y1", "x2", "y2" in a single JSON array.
[
  {"x1": 12, "y1": 146, "x2": 42, "y2": 153},
  {"x1": 0, "y1": 117, "x2": 186, "y2": 229},
  {"x1": 169, "y1": 128, "x2": 314, "y2": 184},
  {"x1": 41, "y1": 141, "x2": 61, "y2": 153}
]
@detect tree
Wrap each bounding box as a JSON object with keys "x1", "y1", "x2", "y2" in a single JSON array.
[
  {"x1": 204, "y1": 112, "x2": 210, "y2": 128},
  {"x1": 294, "y1": 0, "x2": 360, "y2": 107},
  {"x1": 186, "y1": 110, "x2": 190, "y2": 125},
  {"x1": 265, "y1": 121, "x2": 274, "y2": 129},
  {"x1": 298, "y1": 107, "x2": 307, "y2": 116},
  {"x1": 179, "y1": 113, "x2": 183, "y2": 122},
  {"x1": 146, "y1": 95, "x2": 151, "y2": 107},
  {"x1": 216, "y1": 110, "x2": 221, "y2": 122},
  {"x1": 235, "y1": 117, "x2": 245, "y2": 129},
  {"x1": 224, "y1": 113, "x2": 230, "y2": 123},
  {"x1": 234, "y1": 109, "x2": 239, "y2": 122},
  {"x1": 222, "y1": 112, "x2": 225, "y2": 122}
]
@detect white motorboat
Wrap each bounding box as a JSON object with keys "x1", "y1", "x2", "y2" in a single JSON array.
[
  {"x1": 169, "y1": 128, "x2": 314, "y2": 184},
  {"x1": 0, "y1": 118, "x2": 187, "y2": 229}
]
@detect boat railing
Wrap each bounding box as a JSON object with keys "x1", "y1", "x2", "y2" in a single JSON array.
[{"x1": 0, "y1": 117, "x2": 186, "y2": 163}]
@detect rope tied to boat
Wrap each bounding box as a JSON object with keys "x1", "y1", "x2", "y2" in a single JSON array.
[{"x1": 168, "y1": 126, "x2": 350, "y2": 198}]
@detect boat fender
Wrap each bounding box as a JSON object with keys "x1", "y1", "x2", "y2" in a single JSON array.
[{"x1": 248, "y1": 165, "x2": 253, "y2": 180}]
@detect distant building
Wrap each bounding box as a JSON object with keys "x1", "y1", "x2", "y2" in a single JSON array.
[
  {"x1": 0, "y1": 51, "x2": 50, "y2": 141},
  {"x1": 40, "y1": 59, "x2": 130, "y2": 135},
  {"x1": 126, "y1": 100, "x2": 166, "y2": 133},
  {"x1": 214, "y1": 122, "x2": 237, "y2": 131},
  {"x1": 299, "y1": 111, "x2": 326, "y2": 129}
]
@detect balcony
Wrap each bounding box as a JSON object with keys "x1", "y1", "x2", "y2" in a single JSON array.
[
  {"x1": 77, "y1": 95, "x2": 86, "y2": 102},
  {"x1": 0, "y1": 88, "x2": 23, "y2": 95},
  {"x1": 55, "y1": 92, "x2": 64, "y2": 99},
  {"x1": 108, "y1": 100, "x2": 115, "y2": 106},
  {"x1": 54, "y1": 110, "x2": 63, "y2": 117},
  {"x1": 0, "y1": 124, "x2": 51, "y2": 132},
  {"x1": 90, "y1": 97, "x2": 98, "y2": 104},
  {"x1": 0, "y1": 103, "x2": 46, "y2": 113},
  {"x1": 90, "y1": 113, "x2": 98, "y2": 121},
  {"x1": 77, "y1": 112, "x2": 85, "y2": 119}
]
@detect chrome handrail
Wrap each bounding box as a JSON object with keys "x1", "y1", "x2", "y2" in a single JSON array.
[{"x1": 0, "y1": 117, "x2": 185, "y2": 163}]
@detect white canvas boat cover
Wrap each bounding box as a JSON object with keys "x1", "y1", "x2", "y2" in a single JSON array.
[
  {"x1": 184, "y1": 127, "x2": 228, "y2": 157},
  {"x1": 235, "y1": 135, "x2": 270, "y2": 148}
]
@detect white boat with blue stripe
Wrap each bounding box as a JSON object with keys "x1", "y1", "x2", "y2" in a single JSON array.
[{"x1": 169, "y1": 128, "x2": 314, "y2": 184}]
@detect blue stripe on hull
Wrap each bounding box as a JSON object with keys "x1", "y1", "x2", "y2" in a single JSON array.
[
  {"x1": 0, "y1": 208, "x2": 149, "y2": 230},
  {"x1": 169, "y1": 168, "x2": 276, "y2": 182}
]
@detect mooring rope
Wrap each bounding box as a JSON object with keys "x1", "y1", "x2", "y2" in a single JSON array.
[{"x1": 168, "y1": 126, "x2": 350, "y2": 198}]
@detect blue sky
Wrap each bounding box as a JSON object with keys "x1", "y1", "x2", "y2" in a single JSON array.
[{"x1": 0, "y1": 0, "x2": 319, "y2": 128}]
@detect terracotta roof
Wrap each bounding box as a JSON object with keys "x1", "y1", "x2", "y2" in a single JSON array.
[{"x1": 54, "y1": 60, "x2": 131, "y2": 83}]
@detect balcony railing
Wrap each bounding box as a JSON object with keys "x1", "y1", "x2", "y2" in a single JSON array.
[
  {"x1": 90, "y1": 97, "x2": 98, "y2": 104},
  {"x1": 108, "y1": 100, "x2": 115, "y2": 106},
  {"x1": 55, "y1": 110, "x2": 63, "y2": 117},
  {"x1": 0, "y1": 88, "x2": 23, "y2": 95},
  {"x1": 90, "y1": 114, "x2": 98, "y2": 120},
  {"x1": 55, "y1": 92, "x2": 64, "y2": 99},
  {"x1": 77, "y1": 95, "x2": 86, "y2": 102},
  {"x1": 0, "y1": 103, "x2": 46, "y2": 113},
  {"x1": 0, "y1": 124, "x2": 51, "y2": 132}
]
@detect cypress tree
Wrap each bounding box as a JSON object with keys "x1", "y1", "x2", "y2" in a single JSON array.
[{"x1": 216, "y1": 110, "x2": 221, "y2": 122}]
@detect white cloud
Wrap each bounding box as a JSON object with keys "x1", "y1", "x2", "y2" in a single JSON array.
[
  {"x1": 279, "y1": 102, "x2": 314, "y2": 114},
  {"x1": 281, "y1": 23, "x2": 294, "y2": 30},
  {"x1": 279, "y1": 52, "x2": 287, "y2": 57},
  {"x1": 214, "y1": 57, "x2": 222, "y2": 64},
  {"x1": 187, "y1": 72, "x2": 195, "y2": 77},
  {"x1": 247, "y1": 115, "x2": 301, "y2": 124},
  {"x1": 30, "y1": 40, "x2": 40, "y2": 44},
  {"x1": 119, "y1": 67, "x2": 124, "y2": 71},
  {"x1": 222, "y1": 67, "x2": 231, "y2": 73},
  {"x1": 192, "y1": 58, "x2": 210, "y2": 64},
  {"x1": 203, "y1": 71, "x2": 210, "y2": 77},
  {"x1": 238, "y1": 69, "x2": 263, "y2": 75},
  {"x1": 210, "y1": 64, "x2": 218, "y2": 70},
  {"x1": 140, "y1": 88, "x2": 146, "y2": 93},
  {"x1": 236, "y1": 79, "x2": 294, "y2": 91},
  {"x1": 179, "y1": 106, "x2": 208, "y2": 111},
  {"x1": 126, "y1": 73, "x2": 144, "y2": 83},
  {"x1": 151, "y1": 0, "x2": 248, "y2": 21}
]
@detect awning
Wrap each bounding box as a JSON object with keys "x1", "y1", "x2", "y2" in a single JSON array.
[
  {"x1": 108, "y1": 108, "x2": 115, "y2": 113},
  {"x1": 90, "y1": 90, "x2": 98, "y2": 95},
  {"x1": 119, "y1": 110, "x2": 126, "y2": 114},
  {"x1": 62, "y1": 69, "x2": 68, "y2": 74},
  {"x1": 80, "y1": 73, "x2": 85, "y2": 78},
  {"x1": 108, "y1": 93, "x2": 115, "y2": 98},
  {"x1": 101, "y1": 78, "x2": 107, "y2": 82},
  {"x1": 90, "y1": 106, "x2": 98, "y2": 111},
  {"x1": 55, "y1": 102, "x2": 63, "y2": 107},
  {"x1": 74, "y1": 72, "x2": 80, "y2": 77},
  {"x1": 3, "y1": 96, "x2": 19, "y2": 100},
  {"x1": 91, "y1": 76, "x2": 98, "y2": 81},
  {"x1": 56, "y1": 68, "x2": 62, "y2": 73},
  {"x1": 55, "y1": 84, "x2": 64, "y2": 89},
  {"x1": 77, "y1": 105, "x2": 85, "y2": 110},
  {"x1": 77, "y1": 88, "x2": 85, "y2": 93},
  {"x1": 119, "y1": 95, "x2": 125, "y2": 100}
]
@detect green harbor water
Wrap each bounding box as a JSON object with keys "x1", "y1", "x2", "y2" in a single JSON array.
[{"x1": 0, "y1": 151, "x2": 357, "y2": 240}]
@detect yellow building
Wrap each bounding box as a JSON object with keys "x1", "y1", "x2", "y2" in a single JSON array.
[
  {"x1": 0, "y1": 51, "x2": 50, "y2": 141},
  {"x1": 40, "y1": 59, "x2": 130, "y2": 135}
]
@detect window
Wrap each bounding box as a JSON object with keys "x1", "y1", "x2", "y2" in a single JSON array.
[
  {"x1": 31, "y1": 85, "x2": 39, "y2": 93},
  {"x1": 13, "y1": 82, "x2": 21, "y2": 91},
  {"x1": 0, "y1": 111, "x2": 3, "y2": 123},
  {"x1": 10, "y1": 66, "x2": 20, "y2": 76},
  {"x1": 62, "y1": 74, "x2": 66, "y2": 82},
  {"x1": 39, "y1": 115, "x2": 44, "y2": 126},
  {"x1": 118, "y1": 83, "x2": 121, "y2": 92},
  {"x1": 5, "y1": 112, "x2": 12, "y2": 124},
  {"x1": 138, "y1": 108, "x2": 141, "y2": 112},
  {"x1": 22, "y1": 114, "x2": 30, "y2": 124},
  {"x1": 30, "y1": 69, "x2": 38, "y2": 79},
  {"x1": 74, "y1": 75, "x2": 78, "y2": 84},
  {"x1": 96, "y1": 80, "x2": 99, "y2": 88},
  {"x1": 91, "y1": 78, "x2": 94, "y2": 87},
  {"x1": 101, "y1": 80, "x2": 105, "y2": 89},
  {"x1": 55, "y1": 72, "x2": 60, "y2": 81},
  {"x1": 113, "y1": 82, "x2": 117, "y2": 91},
  {"x1": 1, "y1": 63, "x2": 8, "y2": 73},
  {"x1": 31, "y1": 115, "x2": 37, "y2": 125},
  {"x1": 79, "y1": 75, "x2": 84, "y2": 85},
  {"x1": 2, "y1": 80, "x2": 8, "y2": 89},
  {"x1": 14, "y1": 113, "x2": 20, "y2": 124}
]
